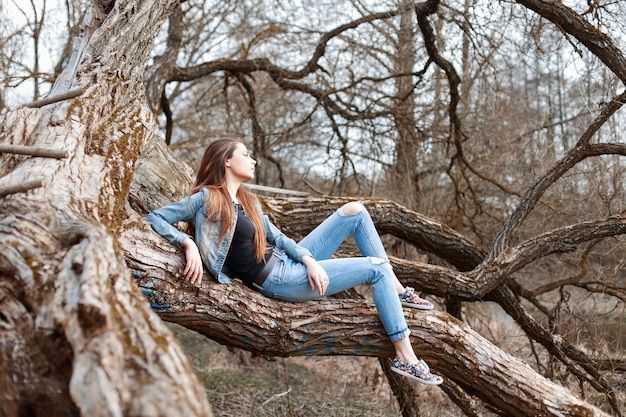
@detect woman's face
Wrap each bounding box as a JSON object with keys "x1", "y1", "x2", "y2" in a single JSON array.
[{"x1": 226, "y1": 143, "x2": 256, "y2": 182}]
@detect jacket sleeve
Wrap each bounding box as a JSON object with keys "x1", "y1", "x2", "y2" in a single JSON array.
[
  {"x1": 263, "y1": 214, "x2": 313, "y2": 262},
  {"x1": 144, "y1": 189, "x2": 206, "y2": 247}
]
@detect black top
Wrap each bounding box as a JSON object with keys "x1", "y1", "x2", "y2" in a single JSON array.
[{"x1": 224, "y1": 204, "x2": 271, "y2": 287}]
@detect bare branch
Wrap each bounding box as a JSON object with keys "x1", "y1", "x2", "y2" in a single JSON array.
[
  {"x1": 486, "y1": 90, "x2": 626, "y2": 262},
  {"x1": 515, "y1": 0, "x2": 626, "y2": 83},
  {"x1": 0, "y1": 144, "x2": 68, "y2": 159},
  {"x1": 0, "y1": 178, "x2": 44, "y2": 197},
  {"x1": 473, "y1": 215, "x2": 626, "y2": 296},
  {"x1": 22, "y1": 88, "x2": 84, "y2": 108}
]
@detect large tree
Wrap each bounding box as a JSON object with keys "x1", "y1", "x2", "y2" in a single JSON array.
[
  {"x1": 1, "y1": 1, "x2": 213, "y2": 416},
  {"x1": 1, "y1": 1, "x2": 624, "y2": 416}
]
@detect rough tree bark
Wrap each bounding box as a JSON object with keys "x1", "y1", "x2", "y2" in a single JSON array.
[
  {"x1": 121, "y1": 210, "x2": 610, "y2": 417},
  {"x1": 0, "y1": 1, "x2": 624, "y2": 417},
  {"x1": 0, "y1": 1, "x2": 212, "y2": 416},
  {"x1": 120, "y1": 135, "x2": 616, "y2": 417}
]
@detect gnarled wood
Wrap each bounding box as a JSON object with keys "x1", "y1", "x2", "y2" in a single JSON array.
[
  {"x1": 1, "y1": 0, "x2": 625, "y2": 416},
  {"x1": 119, "y1": 217, "x2": 609, "y2": 417},
  {"x1": 127, "y1": 131, "x2": 624, "y2": 416},
  {"x1": 0, "y1": 1, "x2": 212, "y2": 416}
]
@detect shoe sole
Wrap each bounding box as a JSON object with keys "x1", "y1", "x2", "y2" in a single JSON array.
[
  {"x1": 390, "y1": 366, "x2": 443, "y2": 385},
  {"x1": 401, "y1": 301, "x2": 434, "y2": 310}
]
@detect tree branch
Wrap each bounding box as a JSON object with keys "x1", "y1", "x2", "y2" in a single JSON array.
[
  {"x1": 515, "y1": 0, "x2": 626, "y2": 83},
  {"x1": 486, "y1": 90, "x2": 626, "y2": 262},
  {"x1": 0, "y1": 178, "x2": 44, "y2": 197},
  {"x1": 0, "y1": 144, "x2": 68, "y2": 158},
  {"x1": 489, "y1": 285, "x2": 622, "y2": 415},
  {"x1": 22, "y1": 88, "x2": 84, "y2": 108},
  {"x1": 120, "y1": 218, "x2": 610, "y2": 417}
]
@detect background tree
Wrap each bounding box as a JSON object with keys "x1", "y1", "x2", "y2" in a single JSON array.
[{"x1": 1, "y1": 0, "x2": 625, "y2": 416}]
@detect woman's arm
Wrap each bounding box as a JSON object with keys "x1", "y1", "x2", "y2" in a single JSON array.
[
  {"x1": 261, "y1": 213, "x2": 329, "y2": 294},
  {"x1": 144, "y1": 189, "x2": 207, "y2": 247},
  {"x1": 301, "y1": 255, "x2": 329, "y2": 295},
  {"x1": 182, "y1": 237, "x2": 203, "y2": 284},
  {"x1": 145, "y1": 189, "x2": 208, "y2": 284},
  {"x1": 262, "y1": 215, "x2": 312, "y2": 261}
]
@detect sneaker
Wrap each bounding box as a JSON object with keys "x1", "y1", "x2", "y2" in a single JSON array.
[
  {"x1": 399, "y1": 287, "x2": 434, "y2": 310},
  {"x1": 390, "y1": 357, "x2": 443, "y2": 385}
]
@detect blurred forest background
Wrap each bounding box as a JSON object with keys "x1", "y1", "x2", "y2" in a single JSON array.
[{"x1": 1, "y1": 0, "x2": 624, "y2": 415}]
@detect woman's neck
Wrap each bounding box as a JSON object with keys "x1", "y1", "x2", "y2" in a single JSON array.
[{"x1": 226, "y1": 180, "x2": 240, "y2": 204}]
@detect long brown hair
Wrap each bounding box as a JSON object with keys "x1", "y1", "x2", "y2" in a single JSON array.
[{"x1": 189, "y1": 137, "x2": 267, "y2": 263}]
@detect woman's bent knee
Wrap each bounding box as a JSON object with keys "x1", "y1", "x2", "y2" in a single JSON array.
[{"x1": 339, "y1": 201, "x2": 363, "y2": 216}]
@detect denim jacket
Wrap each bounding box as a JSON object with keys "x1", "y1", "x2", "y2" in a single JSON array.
[{"x1": 144, "y1": 187, "x2": 312, "y2": 283}]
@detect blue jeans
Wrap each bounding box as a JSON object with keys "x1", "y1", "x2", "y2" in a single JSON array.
[{"x1": 255, "y1": 203, "x2": 410, "y2": 343}]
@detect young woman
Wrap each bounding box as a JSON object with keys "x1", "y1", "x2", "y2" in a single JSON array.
[{"x1": 145, "y1": 137, "x2": 443, "y2": 385}]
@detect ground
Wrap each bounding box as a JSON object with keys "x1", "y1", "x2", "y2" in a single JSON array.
[{"x1": 167, "y1": 322, "x2": 458, "y2": 416}]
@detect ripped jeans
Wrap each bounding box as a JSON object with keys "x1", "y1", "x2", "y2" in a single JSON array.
[{"x1": 255, "y1": 203, "x2": 411, "y2": 343}]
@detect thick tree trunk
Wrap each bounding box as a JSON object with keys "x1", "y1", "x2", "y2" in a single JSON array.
[
  {"x1": 118, "y1": 135, "x2": 613, "y2": 417},
  {"x1": 1, "y1": 0, "x2": 623, "y2": 416},
  {"x1": 0, "y1": 1, "x2": 212, "y2": 416},
  {"x1": 120, "y1": 214, "x2": 609, "y2": 417}
]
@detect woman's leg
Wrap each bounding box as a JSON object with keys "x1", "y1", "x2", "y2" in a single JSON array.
[
  {"x1": 260, "y1": 256, "x2": 442, "y2": 384},
  {"x1": 262, "y1": 256, "x2": 410, "y2": 342},
  {"x1": 298, "y1": 202, "x2": 410, "y2": 295},
  {"x1": 298, "y1": 202, "x2": 387, "y2": 260},
  {"x1": 394, "y1": 337, "x2": 419, "y2": 363},
  {"x1": 296, "y1": 202, "x2": 366, "y2": 261}
]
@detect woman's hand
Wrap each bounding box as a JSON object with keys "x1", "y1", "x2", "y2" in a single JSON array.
[
  {"x1": 182, "y1": 238, "x2": 203, "y2": 285},
  {"x1": 302, "y1": 255, "x2": 329, "y2": 295}
]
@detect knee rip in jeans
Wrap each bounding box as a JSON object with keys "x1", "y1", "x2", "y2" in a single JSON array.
[
  {"x1": 338, "y1": 201, "x2": 363, "y2": 216},
  {"x1": 369, "y1": 256, "x2": 387, "y2": 265}
]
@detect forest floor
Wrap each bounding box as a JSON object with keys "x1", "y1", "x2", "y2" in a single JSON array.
[{"x1": 167, "y1": 322, "x2": 458, "y2": 417}]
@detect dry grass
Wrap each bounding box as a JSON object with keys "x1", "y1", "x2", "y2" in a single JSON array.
[
  {"x1": 166, "y1": 322, "x2": 460, "y2": 416},
  {"x1": 166, "y1": 295, "x2": 625, "y2": 416},
  {"x1": 464, "y1": 300, "x2": 626, "y2": 414}
]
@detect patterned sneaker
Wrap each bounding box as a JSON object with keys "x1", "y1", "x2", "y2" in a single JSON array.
[
  {"x1": 390, "y1": 357, "x2": 443, "y2": 385},
  {"x1": 399, "y1": 287, "x2": 434, "y2": 310}
]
